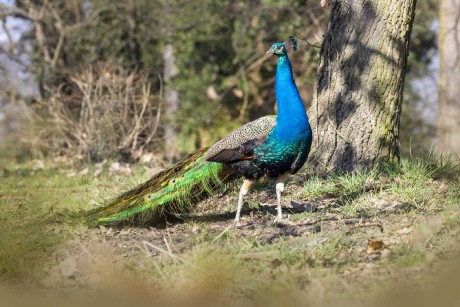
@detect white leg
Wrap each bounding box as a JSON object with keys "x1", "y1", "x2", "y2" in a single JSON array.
[
  {"x1": 274, "y1": 172, "x2": 289, "y2": 223},
  {"x1": 234, "y1": 179, "x2": 255, "y2": 227}
]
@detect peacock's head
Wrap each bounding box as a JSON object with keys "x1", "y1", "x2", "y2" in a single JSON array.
[
  {"x1": 266, "y1": 42, "x2": 287, "y2": 56},
  {"x1": 267, "y1": 36, "x2": 297, "y2": 56}
]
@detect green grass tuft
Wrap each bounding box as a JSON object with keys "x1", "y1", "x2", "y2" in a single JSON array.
[{"x1": 388, "y1": 245, "x2": 427, "y2": 267}]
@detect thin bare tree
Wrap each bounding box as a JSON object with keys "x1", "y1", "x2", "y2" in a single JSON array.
[{"x1": 438, "y1": 0, "x2": 460, "y2": 157}]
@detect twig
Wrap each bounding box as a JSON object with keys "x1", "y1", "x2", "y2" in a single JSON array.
[
  {"x1": 143, "y1": 241, "x2": 180, "y2": 262},
  {"x1": 163, "y1": 236, "x2": 174, "y2": 258},
  {"x1": 142, "y1": 240, "x2": 209, "y2": 274},
  {"x1": 151, "y1": 75, "x2": 163, "y2": 137},
  {"x1": 1, "y1": 16, "x2": 14, "y2": 51},
  {"x1": 295, "y1": 31, "x2": 322, "y2": 57},
  {"x1": 211, "y1": 225, "x2": 232, "y2": 243},
  {"x1": 139, "y1": 75, "x2": 162, "y2": 155},
  {"x1": 143, "y1": 240, "x2": 176, "y2": 258},
  {"x1": 141, "y1": 242, "x2": 167, "y2": 280},
  {"x1": 237, "y1": 251, "x2": 276, "y2": 260}
]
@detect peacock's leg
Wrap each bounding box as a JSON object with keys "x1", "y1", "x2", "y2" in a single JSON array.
[
  {"x1": 274, "y1": 172, "x2": 290, "y2": 223},
  {"x1": 234, "y1": 179, "x2": 255, "y2": 227}
]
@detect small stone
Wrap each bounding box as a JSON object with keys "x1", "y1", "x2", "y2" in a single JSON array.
[
  {"x1": 33, "y1": 160, "x2": 45, "y2": 170},
  {"x1": 79, "y1": 168, "x2": 89, "y2": 176},
  {"x1": 110, "y1": 162, "x2": 120, "y2": 171},
  {"x1": 381, "y1": 249, "x2": 391, "y2": 259},
  {"x1": 304, "y1": 203, "x2": 317, "y2": 213},
  {"x1": 59, "y1": 256, "x2": 77, "y2": 277},
  {"x1": 141, "y1": 153, "x2": 154, "y2": 163},
  {"x1": 290, "y1": 200, "x2": 317, "y2": 213},
  {"x1": 119, "y1": 229, "x2": 131, "y2": 236},
  {"x1": 312, "y1": 225, "x2": 321, "y2": 233},
  {"x1": 396, "y1": 227, "x2": 413, "y2": 235}
]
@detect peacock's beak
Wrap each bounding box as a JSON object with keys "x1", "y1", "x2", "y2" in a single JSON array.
[{"x1": 266, "y1": 48, "x2": 274, "y2": 54}]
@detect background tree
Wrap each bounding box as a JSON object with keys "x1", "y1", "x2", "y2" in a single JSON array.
[
  {"x1": 400, "y1": 0, "x2": 438, "y2": 156},
  {"x1": 438, "y1": 0, "x2": 460, "y2": 156},
  {"x1": 308, "y1": 0, "x2": 418, "y2": 174}
]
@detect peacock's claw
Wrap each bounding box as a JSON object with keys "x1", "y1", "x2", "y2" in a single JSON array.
[{"x1": 232, "y1": 220, "x2": 242, "y2": 228}]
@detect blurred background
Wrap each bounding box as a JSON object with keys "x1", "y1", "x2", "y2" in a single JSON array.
[
  {"x1": 1, "y1": 3, "x2": 460, "y2": 304},
  {"x1": 0, "y1": 0, "x2": 455, "y2": 166}
]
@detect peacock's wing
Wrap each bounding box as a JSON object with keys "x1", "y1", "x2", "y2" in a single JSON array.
[{"x1": 205, "y1": 115, "x2": 276, "y2": 163}]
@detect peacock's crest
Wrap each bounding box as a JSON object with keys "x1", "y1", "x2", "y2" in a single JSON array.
[
  {"x1": 283, "y1": 34, "x2": 312, "y2": 52},
  {"x1": 278, "y1": 35, "x2": 298, "y2": 52}
]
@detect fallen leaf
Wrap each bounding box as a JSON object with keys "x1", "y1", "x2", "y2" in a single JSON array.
[
  {"x1": 271, "y1": 259, "x2": 282, "y2": 269},
  {"x1": 366, "y1": 239, "x2": 388, "y2": 254}
]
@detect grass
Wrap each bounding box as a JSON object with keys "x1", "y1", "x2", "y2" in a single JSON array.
[{"x1": 0, "y1": 147, "x2": 459, "y2": 306}]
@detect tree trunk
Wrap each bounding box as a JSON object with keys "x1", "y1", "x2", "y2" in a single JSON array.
[
  {"x1": 308, "y1": 0, "x2": 417, "y2": 174},
  {"x1": 438, "y1": 0, "x2": 460, "y2": 157},
  {"x1": 162, "y1": 0, "x2": 179, "y2": 163},
  {"x1": 163, "y1": 42, "x2": 179, "y2": 162}
]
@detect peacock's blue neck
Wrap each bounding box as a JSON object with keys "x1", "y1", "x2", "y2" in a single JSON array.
[{"x1": 272, "y1": 54, "x2": 310, "y2": 141}]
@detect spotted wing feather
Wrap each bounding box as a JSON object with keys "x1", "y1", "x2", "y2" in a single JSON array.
[{"x1": 205, "y1": 116, "x2": 276, "y2": 162}]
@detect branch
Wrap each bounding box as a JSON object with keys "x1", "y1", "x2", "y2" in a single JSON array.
[{"x1": 1, "y1": 16, "x2": 15, "y2": 51}]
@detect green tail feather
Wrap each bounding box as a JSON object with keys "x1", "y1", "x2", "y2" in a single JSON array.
[{"x1": 87, "y1": 147, "x2": 238, "y2": 225}]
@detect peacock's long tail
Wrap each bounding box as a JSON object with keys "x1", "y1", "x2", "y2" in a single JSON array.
[{"x1": 87, "y1": 147, "x2": 238, "y2": 225}]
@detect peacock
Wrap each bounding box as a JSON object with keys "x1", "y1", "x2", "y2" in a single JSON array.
[{"x1": 88, "y1": 37, "x2": 312, "y2": 226}]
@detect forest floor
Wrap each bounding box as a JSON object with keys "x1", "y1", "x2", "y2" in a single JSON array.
[{"x1": 1, "y1": 143, "x2": 460, "y2": 307}]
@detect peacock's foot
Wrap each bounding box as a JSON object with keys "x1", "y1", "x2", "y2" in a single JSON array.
[{"x1": 232, "y1": 219, "x2": 242, "y2": 228}]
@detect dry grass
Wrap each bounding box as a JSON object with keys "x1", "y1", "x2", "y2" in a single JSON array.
[{"x1": 26, "y1": 63, "x2": 163, "y2": 163}]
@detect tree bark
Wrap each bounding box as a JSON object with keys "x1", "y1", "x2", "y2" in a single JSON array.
[
  {"x1": 163, "y1": 41, "x2": 179, "y2": 162},
  {"x1": 438, "y1": 0, "x2": 460, "y2": 157},
  {"x1": 308, "y1": 0, "x2": 417, "y2": 174},
  {"x1": 162, "y1": 0, "x2": 180, "y2": 163}
]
